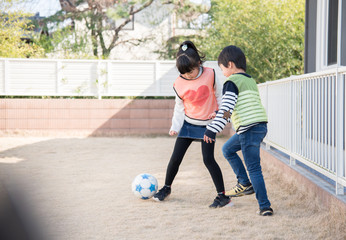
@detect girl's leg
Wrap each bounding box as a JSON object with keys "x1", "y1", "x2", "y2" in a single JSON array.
[
  {"x1": 164, "y1": 137, "x2": 193, "y2": 186},
  {"x1": 201, "y1": 140, "x2": 225, "y2": 193},
  {"x1": 222, "y1": 134, "x2": 251, "y2": 185}
]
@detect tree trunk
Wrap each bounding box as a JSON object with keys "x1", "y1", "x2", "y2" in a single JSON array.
[{"x1": 91, "y1": 28, "x2": 98, "y2": 57}]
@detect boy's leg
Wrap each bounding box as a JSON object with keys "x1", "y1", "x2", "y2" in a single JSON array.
[
  {"x1": 222, "y1": 133, "x2": 251, "y2": 186},
  {"x1": 240, "y1": 123, "x2": 271, "y2": 210}
]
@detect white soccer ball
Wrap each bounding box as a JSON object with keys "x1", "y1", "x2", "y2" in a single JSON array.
[{"x1": 131, "y1": 173, "x2": 158, "y2": 199}]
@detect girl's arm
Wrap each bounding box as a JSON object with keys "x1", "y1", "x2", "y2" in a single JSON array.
[
  {"x1": 204, "y1": 81, "x2": 239, "y2": 140},
  {"x1": 214, "y1": 74, "x2": 223, "y2": 108},
  {"x1": 170, "y1": 93, "x2": 185, "y2": 133}
]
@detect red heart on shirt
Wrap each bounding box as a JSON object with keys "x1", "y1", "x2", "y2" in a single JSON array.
[{"x1": 184, "y1": 85, "x2": 209, "y2": 107}]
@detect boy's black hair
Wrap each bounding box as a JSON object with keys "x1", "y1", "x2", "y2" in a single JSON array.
[
  {"x1": 176, "y1": 40, "x2": 205, "y2": 74},
  {"x1": 218, "y1": 45, "x2": 246, "y2": 71}
]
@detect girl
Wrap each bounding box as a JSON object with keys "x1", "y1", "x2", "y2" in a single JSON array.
[{"x1": 153, "y1": 41, "x2": 231, "y2": 208}]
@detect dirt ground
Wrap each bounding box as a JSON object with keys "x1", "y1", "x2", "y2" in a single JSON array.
[{"x1": 0, "y1": 136, "x2": 345, "y2": 240}]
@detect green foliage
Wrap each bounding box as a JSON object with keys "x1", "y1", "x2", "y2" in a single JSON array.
[
  {"x1": 37, "y1": 0, "x2": 207, "y2": 59},
  {"x1": 37, "y1": 24, "x2": 94, "y2": 59},
  {"x1": 30, "y1": 9, "x2": 97, "y2": 59},
  {"x1": 155, "y1": 1, "x2": 210, "y2": 59},
  {"x1": 0, "y1": 0, "x2": 44, "y2": 58},
  {"x1": 107, "y1": 4, "x2": 130, "y2": 20},
  {"x1": 39, "y1": 0, "x2": 158, "y2": 59},
  {"x1": 155, "y1": 35, "x2": 199, "y2": 60},
  {"x1": 197, "y1": 0, "x2": 305, "y2": 82}
]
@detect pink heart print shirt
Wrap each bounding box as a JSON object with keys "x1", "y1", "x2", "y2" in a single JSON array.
[{"x1": 173, "y1": 67, "x2": 218, "y2": 121}]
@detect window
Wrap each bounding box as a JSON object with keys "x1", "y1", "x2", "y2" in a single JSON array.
[
  {"x1": 106, "y1": 16, "x2": 135, "y2": 31},
  {"x1": 175, "y1": 13, "x2": 209, "y2": 30},
  {"x1": 316, "y1": 0, "x2": 341, "y2": 70},
  {"x1": 327, "y1": 0, "x2": 338, "y2": 65}
]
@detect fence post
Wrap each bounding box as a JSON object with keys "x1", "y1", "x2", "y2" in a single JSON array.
[
  {"x1": 335, "y1": 69, "x2": 344, "y2": 195},
  {"x1": 265, "y1": 142, "x2": 270, "y2": 151},
  {"x1": 56, "y1": 60, "x2": 61, "y2": 94},
  {"x1": 106, "y1": 61, "x2": 111, "y2": 96},
  {"x1": 264, "y1": 83, "x2": 270, "y2": 151},
  {"x1": 4, "y1": 59, "x2": 9, "y2": 94},
  {"x1": 290, "y1": 77, "x2": 296, "y2": 165},
  {"x1": 335, "y1": 0, "x2": 344, "y2": 195},
  {"x1": 155, "y1": 61, "x2": 160, "y2": 95},
  {"x1": 97, "y1": 60, "x2": 101, "y2": 99}
]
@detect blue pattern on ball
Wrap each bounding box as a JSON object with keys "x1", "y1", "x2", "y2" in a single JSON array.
[
  {"x1": 136, "y1": 185, "x2": 142, "y2": 192},
  {"x1": 149, "y1": 183, "x2": 156, "y2": 192},
  {"x1": 141, "y1": 174, "x2": 150, "y2": 179}
]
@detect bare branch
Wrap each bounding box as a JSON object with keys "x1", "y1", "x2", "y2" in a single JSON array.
[
  {"x1": 114, "y1": 36, "x2": 154, "y2": 47},
  {"x1": 130, "y1": 0, "x2": 154, "y2": 15},
  {"x1": 107, "y1": 0, "x2": 154, "y2": 51}
]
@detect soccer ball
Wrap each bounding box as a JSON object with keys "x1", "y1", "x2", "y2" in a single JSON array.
[{"x1": 131, "y1": 173, "x2": 158, "y2": 200}]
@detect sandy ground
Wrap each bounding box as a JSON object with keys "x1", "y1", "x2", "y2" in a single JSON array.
[{"x1": 0, "y1": 136, "x2": 345, "y2": 240}]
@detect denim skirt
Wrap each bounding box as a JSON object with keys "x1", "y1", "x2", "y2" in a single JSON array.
[{"x1": 178, "y1": 121, "x2": 206, "y2": 140}]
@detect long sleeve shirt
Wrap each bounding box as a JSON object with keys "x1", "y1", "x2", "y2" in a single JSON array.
[
  {"x1": 204, "y1": 80, "x2": 239, "y2": 139},
  {"x1": 170, "y1": 68, "x2": 223, "y2": 133},
  {"x1": 205, "y1": 72, "x2": 265, "y2": 140}
]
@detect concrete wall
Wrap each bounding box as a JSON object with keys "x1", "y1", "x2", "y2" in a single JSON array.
[
  {"x1": 261, "y1": 147, "x2": 346, "y2": 212},
  {"x1": 0, "y1": 99, "x2": 231, "y2": 136}
]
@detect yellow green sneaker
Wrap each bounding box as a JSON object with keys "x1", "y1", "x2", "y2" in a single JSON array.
[{"x1": 225, "y1": 182, "x2": 254, "y2": 197}]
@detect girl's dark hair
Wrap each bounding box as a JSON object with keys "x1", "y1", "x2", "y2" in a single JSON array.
[
  {"x1": 176, "y1": 40, "x2": 205, "y2": 74},
  {"x1": 218, "y1": 45, "x2": 246, "y2": 71}
]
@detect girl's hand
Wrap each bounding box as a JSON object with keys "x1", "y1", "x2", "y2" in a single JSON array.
[
  {"x1": 208, "y1": 112, "x2": 216, "y2": 119},
  {"x1": 169, "y1": 130, "x2": 178, "y2": 136},
  {"x1": 204, "y1": 135, "x2": 215, "y2": 143}
]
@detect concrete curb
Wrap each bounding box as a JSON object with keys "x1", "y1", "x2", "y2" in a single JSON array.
[{"x1": 261, "y1": 146, "x2": 346, "y2": 211}]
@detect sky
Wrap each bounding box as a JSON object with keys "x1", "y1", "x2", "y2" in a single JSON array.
[
  {"x1": 15, "y1": 0, "x2": 61, "y2": 17},
  {"x1": 16, "y1": 0, "x2": 209, "y2": 17}
]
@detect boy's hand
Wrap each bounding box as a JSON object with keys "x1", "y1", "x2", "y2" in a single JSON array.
[
  {"x1": 208, "y1": 112, "x2": 216, "y2": 119},
  {"x1": 203, "y1": 134, "x2": 215, "y2": 143},
  {"x1": 169, "y1": 130, "x2": 177, "y2": 136}
]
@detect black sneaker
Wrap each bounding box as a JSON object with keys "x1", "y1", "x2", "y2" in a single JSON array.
[
  {"x1": 257, "y1": 207, "x2": 274, "y2": 216},
  {"x1": 153, "y1": 186, "x2": 171, "y2": 201},
  {"x1": 209, "y1": 194, "x2": 231, "y2": 208}
]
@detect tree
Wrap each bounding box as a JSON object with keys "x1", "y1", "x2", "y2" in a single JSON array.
[
  {"x1": 0, "y1": 0, "x2": 44, "y2": 58},
  {"x1": 36, "y1": 0, "x2": 156, "y2": 58},
  {"x1": 198, "y1": 0, "x2": 305, "y2": 83},
  {"x1": 154, "y1": 0, "x2": 210, "y2": 59},
  {"x1": 39, "y1": 0, "x2": 208, "y2": 59}
]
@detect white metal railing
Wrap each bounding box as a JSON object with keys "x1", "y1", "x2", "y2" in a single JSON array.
[
  {"x1": 0, "y1": 58, "x2": 223, "y2": 98},
  {"x1": 258, "y1": 66, "x2": 346, "y2": 195}
]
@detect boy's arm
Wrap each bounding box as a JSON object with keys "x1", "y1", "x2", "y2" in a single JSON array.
[{"x1": 204, "y1": 81, "x2": 239, "y2": 140}]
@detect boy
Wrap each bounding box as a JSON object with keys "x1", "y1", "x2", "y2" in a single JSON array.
[{"x1": 203, "y1": 45, "x2": 273, "y2": 216}]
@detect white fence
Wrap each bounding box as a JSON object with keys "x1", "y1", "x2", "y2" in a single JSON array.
[
  {"x1": 258, "y1": 66, "x2": 346, "y2": 195},
  {"x1": 0, "y1": 58, "x2": 223, "y2": 97}
]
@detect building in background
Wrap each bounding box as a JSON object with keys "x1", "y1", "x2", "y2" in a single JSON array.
[
  {"x1": 57, "y1": 0, "x2": 208, "y2": 60},
  {"x1": 21, "y1": 12, "x2": 49, "y2": 44},
  {"x1": 305, "y1": 0, "x2": 346, "y2": 72}
]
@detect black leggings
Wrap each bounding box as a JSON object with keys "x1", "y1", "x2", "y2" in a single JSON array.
[{"x1": 165, "y1": 137, "x2": 225, "y2": 193}]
